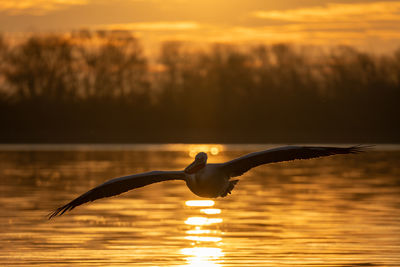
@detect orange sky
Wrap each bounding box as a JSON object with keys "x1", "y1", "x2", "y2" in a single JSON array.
[{"x1": 1, "y1": 0, "x2": 400, "y2": 52}]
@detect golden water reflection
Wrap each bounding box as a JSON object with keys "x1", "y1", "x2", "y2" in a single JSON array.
[
  {"x1": 188, "y1": 145, "x2": 224, "y2": 157},
  {"x1": 200, "y1": 208, "x2": 221, "y2": 215},
  {"x1": 185, "y1": 217, "x2": 223, "y2": 226},
  {"x1": 185, "y1": 236, "x2": 222, "y2": 242},
  {"x1": 186, "y1": 228, "x2": 220, "y2": 235},
  {"x1": 185, "y1": 200, "x2": 215, "y2": 207},
  {"x1": 2, "y1": 146, "x2": 400, "y2": 266},
  {"x1": 180, "y1": 247, "x2": 224, "y2": 267},
  {"x1": 182, "y1": 200, "x2": 224, "y2": 266}
]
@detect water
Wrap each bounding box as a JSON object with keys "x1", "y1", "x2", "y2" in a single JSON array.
[{"x1": 1, "y1": 144, "x2": 399, "y2": 266}]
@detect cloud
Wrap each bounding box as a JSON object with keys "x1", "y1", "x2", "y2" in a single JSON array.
[
  {"x1": 245, "y1": 1, "x2": 400, "y2": 50},
  {"x1": 1, "y1": 0, "x2": 399, "y2": 53},
  {"x1": 0, "y1": 0, "x2": 88, "y2": 15},
  {"x1": 102, "y1": 21, "x2": 201, "y2": 31},
  {"x1": 253, "y1": 1, "x2": 400, "y2": 22}
]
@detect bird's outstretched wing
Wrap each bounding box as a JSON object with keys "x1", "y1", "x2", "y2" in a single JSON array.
[
  {"x1": 222, "y1": 145, "x2": 365, "y2": 178},
  {"x1": 48, "y1": 171, "x2": 186, "y2": 219}
]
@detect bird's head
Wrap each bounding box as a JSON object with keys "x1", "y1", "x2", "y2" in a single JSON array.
[{"x1": 184, "y1": 152, "x2": 208, "y2": 174}]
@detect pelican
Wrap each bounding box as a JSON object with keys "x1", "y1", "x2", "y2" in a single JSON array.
[{"x1": 48, "y1": 145, "x2": 364, "y2": 219}]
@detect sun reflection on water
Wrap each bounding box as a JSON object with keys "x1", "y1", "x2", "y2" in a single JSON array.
[
  {"x1": 188, "y1": 145, "x2": 223, "y2": 158},
  {"x1": 185, "y1": 236, "x2": 222, "y2": 242},
  {"x1": 185, "y1": 200, "x2": 215, "y2": 207},
  {"x1": 182, "y1": 199, "x2": 224, "y2": 266},
  {"x1": 200, "y1": 208, "x2": 221, "y2": 215},
  {"x1": 186, "y1": 228, "x2": 219, "y2": 235},
  {"x1": 180, "y1": 247, "x2": 224, "y2": 267},
  {"x1": 185, "y1": 217, "x2": 223, "y2": 225}
]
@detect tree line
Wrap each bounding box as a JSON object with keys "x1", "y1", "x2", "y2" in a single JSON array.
[{"x1": 0, "y1": 31, "x2": 399, "y2": 143}]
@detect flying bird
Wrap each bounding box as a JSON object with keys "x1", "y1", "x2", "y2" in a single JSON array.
[{"x1": 48, "y1": 145, "x2": 364, "y2": 219}]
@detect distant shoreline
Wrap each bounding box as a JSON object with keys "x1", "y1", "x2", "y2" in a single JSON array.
[
  {"x1": 1, "y1": 35, "x2": 399, "y2": 146},
  {"x1": 0, "y1": 143, "x2": 399, "y2": 153}
]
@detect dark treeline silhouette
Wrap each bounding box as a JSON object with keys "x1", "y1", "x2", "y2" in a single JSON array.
[{"x1": 0, "y1": 31, "x2": 399, "y2": 143}]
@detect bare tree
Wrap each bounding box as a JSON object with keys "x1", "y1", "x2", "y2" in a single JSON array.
[{"x1": 4, "y1": 35, "x2": 77, "y2": 101}]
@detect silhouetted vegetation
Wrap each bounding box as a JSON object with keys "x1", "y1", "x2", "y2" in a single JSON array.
[{"x1": 0, "y1": 31, "x2": 399, "y2": 143}]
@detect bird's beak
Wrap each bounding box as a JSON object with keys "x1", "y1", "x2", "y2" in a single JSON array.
[{"x1": 184, "y1": 158, "x2": 206, "y2": 174}]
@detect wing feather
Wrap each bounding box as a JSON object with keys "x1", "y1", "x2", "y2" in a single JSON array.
[
  {"x1": 48, "y1": 170, "x2": 186, "y2": 219},
  {"x1": 222, "y1": 145, "x2": 365, "y2": 177}
]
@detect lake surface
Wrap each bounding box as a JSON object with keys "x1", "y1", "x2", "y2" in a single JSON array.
[{"x1": 1, "y1": 144, "x2": 399, "y2": 266}]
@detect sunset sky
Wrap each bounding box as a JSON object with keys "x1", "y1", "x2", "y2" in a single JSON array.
[{"x1": 1, "y1": 0, "x2": 400, "y2": 52}]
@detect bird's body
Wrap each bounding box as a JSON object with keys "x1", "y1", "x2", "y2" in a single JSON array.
[
  {"x1": 186, "y1": 163, "x2": 230, "y2": 198},
  {"x1": 48, "y1": 145, "x2": 365, "y2": 219}
]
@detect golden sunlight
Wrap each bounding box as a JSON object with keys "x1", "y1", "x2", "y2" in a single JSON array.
[
  {"x1": 188, "y1": 145, "x2": 223, "y2": 158},
  {"x1": 184, "y1": 236, "x2": 222, "y2": 242},
  {"x1": 103, "y1": 21, "x2": 200, "y2": 31},
  {"x1": 180, "y1": 247, "x2": 224, "y2": 267},
  {"x1": 181, "y1": 247, "x2": 224, "y2": 257},
  {"x1": 185, "y1": 217, "x2": 223, "y2": 226},
  {"x1": 253, "y1": 2, "x2": 400, "y2": 22},
  {"x1": 186, "y1": 228, "x2": 220, "y2": 235},
  {"x1": 182, "y1": 197, "x2": 224, "y2": 266},
  {"x1": 0, "y1": 0, "x2": 87, "y2": 15},
  {"x1": 185, "y1": 200, "x2": 215, "y2": 207},
  {"x1": 200, "y1": 208, "x2": 221, "y2": 215},
  {"x1": 1, "y1": 0, "x2": 400, "y2": 52}
]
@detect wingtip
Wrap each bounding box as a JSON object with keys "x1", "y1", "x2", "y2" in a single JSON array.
[
  {"x1": 47, "y1": 204, "x2": 74, "y2": 220},
  {"x1": 348, "y1": 144, "x2": 373, "y2": 154},
  {"x1": 47, "y1": 209, "x2": 60, "y2": 220},
  {"x1": 47, "y1": 207, "x2": 63, "y2": 220}
]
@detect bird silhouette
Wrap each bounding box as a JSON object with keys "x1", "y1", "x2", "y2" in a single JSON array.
[{"x1": 48, "y1": 145, "x2": 364, "y2": 219}]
